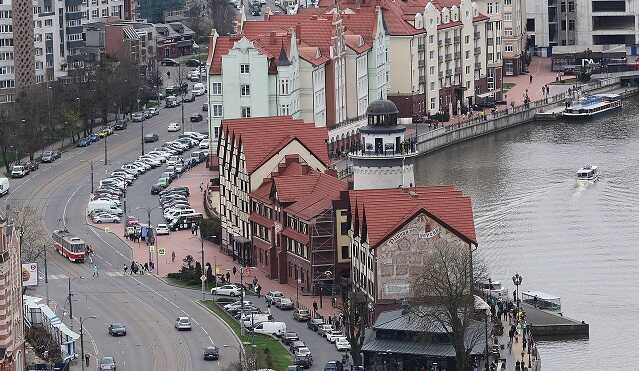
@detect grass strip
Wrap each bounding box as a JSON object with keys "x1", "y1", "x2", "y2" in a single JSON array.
[{"x1": 201, "y1": 299, "x2": 292, "y2": 371}]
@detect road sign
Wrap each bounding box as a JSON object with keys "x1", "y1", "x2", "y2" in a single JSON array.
[
  {"x1": 158, "y1": 248, "x2": 166, "y2": 256},
  {"x1": 200, "y1": 275, "x2": 206, "y2": 282},
  {"x1": 149, "y1": 246, "x2": 155, "y2": 252}
]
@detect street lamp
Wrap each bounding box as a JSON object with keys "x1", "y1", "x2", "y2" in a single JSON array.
[
  {"x1": 198, "y1": 229, "x2": 217, "y2": 301},
  {"x1": 135, "y1": 206, "x2": 162, "y2": 266},
  {"x1": 296, "y1": 278, "x2": 301, "y2": 308},
  {"x1": 512, "y1": 273, "x2": 523, "y2": 308},
  {"x1": 80, "y1": 315, "x2": 97, "y2": 371}
]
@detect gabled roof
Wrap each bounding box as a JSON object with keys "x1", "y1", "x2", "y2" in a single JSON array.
[
  {"x1": 209, "y1": 31, "x2": 292, "y2": 75},
  {"x1": 209, "y1": 36, "x2": 237, "y2": 75},
  {"x1": 222, "y1": 116, "x2": 330, "y2": 175},
  {"x1": 349, "y1": 186, "x2": 476, "y2": 247}
]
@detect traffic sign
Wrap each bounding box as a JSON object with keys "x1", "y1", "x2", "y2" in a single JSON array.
[
  {"x1": 200, "y1": 275, "x2": 206, "y2": 282},
  {"x1": 158, "y1": 248, "x2": 166, "y2": 256},
  {"x1": 149, "y1": 246, "x2": 155, "y2": 252}
]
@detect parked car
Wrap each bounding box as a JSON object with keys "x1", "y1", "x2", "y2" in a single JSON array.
[
  {"x1": 77, "y1": 138, "x2": 89, "y2": 147},
  {"x1": 289, "y1": 340, "x2": 306, "y2": 353},
  {"x1": 211, "y1": 285, "x2": 242, "y2": 297},
  {"x1": 317, "y1": 324, "x2": 333, "y2": 336},
  {"x1": 325, "y1": 330, "x2": 343, "y2": 342},
  {"x1": 287, "y1": 366, "x2": 303, "y2": 371},
  {"x1": 24, "y1": 160, "x2": 39, "y2": 172},
  {"x1": 307, "y1": 318, "x2": 324, "y2": 332},
  {"x1": 41, "y1": 151, "x2": 61, "y2": 163},
  {"x1": 282, "y1": 332, "x2": 299, "y2": 345},
  {"x1": 93, "y1": 214, "x2": 121, "y2": 224},
  {"x1": 265, "y1": 291, "x2": 284, "y2": 305},
  {"x1": 223, "y1": 300, "x2": 251, "y2": 311},
  {"x1": 293, "y1": 309, "x2": 310, "y2": 322},
  {"x1": 155, "y1": 224, "x2": 170, "y2": 235},
  {"x1": 190, "y1": 113, "x2": 203, "y2": 122},
  {"x1": 10, "y1": 165, "x2": 29, "y2": 178},
  {"x1": 203, "y1": 346, "x2": 219, "y2": 360},
  {"x1": 183, "y1": 93, "x2": 196, "y2": 102},
  {"x1": 192, "y1": 83, "x2": 206, "y2": 96},
  {"x1": 335, "y1": 337, "x2": 350, "y2": 351},
  {"x1": 252, "y1": 321, "x2": 286, "y2": 337},
  {"x1": 175, "y1": 316, "x2": 192, "y2": 331},
  {"x1": 114, "y1": 120, "x2": 127, "y2": 130},
  {"x1": 324, "y1": 360, "x2": 344, "y2": 371},
  {"x1": 148, "y1": 107, "x2": 159, "y2": 116},
  {"x1": 107, "y1": 323, "x2": 127, "y2": 336},
  {"x1": 276, "y1": 298, "x2": 294, "y2": 310},
  {"x1": 473, "y1": 97, "x2": 497, "y2": 110},
  {"x1": 294, "y1": 347, "x2": 313, "y2": 369},
  {"x1": 144, "y1": 133, "x2": 159, "y2": 143},
  {"x1": 132, "y1": 112, "x2": 145, "y2": 122},
  {"x1": 98, "y1": 356, "x2": 117, "y2": 370}
]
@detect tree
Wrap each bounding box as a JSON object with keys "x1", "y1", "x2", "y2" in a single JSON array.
[
  {"x1": 138, "y1": 0, "x2": 185, "y2": 22},
  {"x1": 13, "y1": 207, "x2": 49, "y2": 263},
  {"x1": 410, "y1": 242, "x2": 487, "y2": 371},
  {"x1": 207, "y1": 0, "x2": 238, "y2": 36},
  {"x1": 338, "y1": 290, "x2": 369, "y2": 367},
  {"x1": 26, "y1": 327, "x2": 62, "y2": 363},
  {"x1": 0, "y1": 107, "x2": 17, "y2": 173}
]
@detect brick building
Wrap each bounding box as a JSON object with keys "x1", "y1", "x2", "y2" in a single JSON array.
[
  {"x1": 249, "y1": 158, "x2": 348, "y2": 294},
  {"x1": 0, "y1": 220, "x2": 25, "y2": 371},
  {"x1": 217, "y1": 116, "x2": 331, "y2": 265}
]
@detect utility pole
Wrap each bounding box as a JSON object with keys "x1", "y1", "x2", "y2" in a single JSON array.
[
  {"x1": 104, "y1": 133, "x2": 108, "y2": 165},
  {"x1": 67, "y1": 277, "x2": 73, "y2": 325},
  {"x1": 200, "y1": 229, "x2": 205, "y2": 301},
  {"x1": 44, "y1": 245, "x2": 49, "y2": 305},
  {"x1": 90, "y1": 161, "x2": 94, "y2": 193},
  {"x1": 179, "y1": 62, "x2": 185, "y2": 133}
]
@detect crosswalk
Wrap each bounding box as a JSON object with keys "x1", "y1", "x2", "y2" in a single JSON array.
[{"x1": 39, "y1": 271, "x2": 132, "y2": 280}]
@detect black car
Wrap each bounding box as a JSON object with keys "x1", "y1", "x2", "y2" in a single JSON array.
[
  {"x1": 202, "y1": 103, "x2": 208, "y2": 112},
  {"x1": 114, "y1": 120, "x2": 128, "y2": 130},
  {"x1": 190, "y1": 113, "x2": 203, "y2": 122},
  {"x1": 307, "y1": 318, "x2": 324, "y2": 331},
  {"x1": 107, "y1": 323, "x2": 126, "y2": 336},
  {"x1": 151, "y1": 184, "x2": 164, "y2": 195},
  {"x1": 294, "y1": 353, "x2": 313, "y2": 369},
  {"x1": 185, "y1": 59, "x2": 202, "y2": 67},
  {"x1": 324, "y1": 360, "x2": 344, "y2": 371},
  {"x1": 24, "y1": 160, "x2": 39, "y2": 171},
  {"x1": 203, "y1": 346, "x2": 219, "y2": 361},
  {"x1": 283, "y1": 332, "x2": 300, "y2": 345},
  {"x1": 289, "y1": 340, "x2": 306, "y2": 353},
  {"x1": 144, "y1": 133, "x2": 159, "y2": 143}
]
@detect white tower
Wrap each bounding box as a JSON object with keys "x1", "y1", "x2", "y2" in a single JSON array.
[{"x1": 350, "y1": 99, "x2": 418, "y2": 190}]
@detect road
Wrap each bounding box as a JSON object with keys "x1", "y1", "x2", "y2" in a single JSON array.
[{"x1": 1, "y1": 90, "x2": 240, "y2": 371}]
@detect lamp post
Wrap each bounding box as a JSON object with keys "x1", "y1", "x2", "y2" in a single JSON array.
[
  {"x1": 80, "y1": 315, "x2": 97, "y2": 371},
  {"x1": 296, "y1": 278, "x2": 301, "y2": 308},
  {"x1": 512, "y1": 273, "x2": 523, "y2": 308},
  {"x1": 199, "y1": 229, "x2": 217, "y2": 301},
  {"x1": 136, "y1": 206, "x2": 162, "y2": 266}
]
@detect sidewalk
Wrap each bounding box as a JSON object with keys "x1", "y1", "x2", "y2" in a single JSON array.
[{"x1": 503, "y1": 57, "x2": 571, "y2": 106}]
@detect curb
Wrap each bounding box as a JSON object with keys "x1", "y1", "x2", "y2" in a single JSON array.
[{"x1": 195, "y1": 300, "x2": 246, "y2": 352}]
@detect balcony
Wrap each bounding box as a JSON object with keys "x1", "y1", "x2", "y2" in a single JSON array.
[
  {"x1": 438, "y1": 71, "x2": 443, "y2": 78},
  {"x1": 474, "y1": 32, "x2": 481, "y2": 40},
  {"x1": 418, "y1": 59, "x2": 425, "y2": 67},
  {"x1": 446, "y1": 69, "x2": 452, "y2": 76},
  {"x1": 438, "y1": 57, "x2": 444, "y2": 64},
  {"x1": 445, "y1": 54, "x2": 452, "y2": 61},
  {"x1": 454, "y1": 37, "x2": 461, "y2": 44},
  {"x1": 418, "y1": 43, "x2": 425, "y2": 51},
  {"x1": 438, "y1": 40, "x2": 443, "y2": 47},
  {"x1": 349, "y1": 147, "x2": 419, "y2": 160},
  {"x1": 474, "y1": 47, "x2": 481, "y2": 55},
  {"x1": 445, "y1": 38, "x2": 452, "y2": 45}
]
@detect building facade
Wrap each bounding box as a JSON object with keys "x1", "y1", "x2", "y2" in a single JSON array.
[
  {"x1": 249, "y1": 159, "x2": 347, "y2": 294},
  {"x1": 217, "y1": 116, "x2": 330, "y2": 264},
  {"x1": 207, "y1": 9, "x2": 390, "y2": 156},
  {"x1": 346, "y1": 186, "x2": 477, "y2": 305},
  {"x1": 0, "y1": 221, "x2": 25, "y2": 371}
]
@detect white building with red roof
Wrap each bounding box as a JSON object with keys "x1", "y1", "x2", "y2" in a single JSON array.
[
  {"x1": 217, "y1": 116, "x2": 332, "y2": 262},
  {"x1": 342, "y1": 186, "x2": 477, "y2": 305},
  {"x1": 206, "y1": 8, "x2": 389, "y2": 157}
]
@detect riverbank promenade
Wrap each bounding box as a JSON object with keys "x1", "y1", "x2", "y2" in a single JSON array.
[{"x1": 492, "y1": 306, "x2": 542, "y2": 371}]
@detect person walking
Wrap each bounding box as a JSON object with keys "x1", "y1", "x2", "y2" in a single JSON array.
[
  {"x1": 130, "y1": 262, "x2": 136, "y2": 275},
  {"x1": 529, "y1": 74, "x2": 533, "y2": 84},
  {"x1": 144, "y1": 262, "x2": 149, "y2": 271},
  {"x1": 123, "y1": 264, "x2": 128, "y2": 274},
  {"x1": 92, "y1": 264, "x2": 98, "y2": 278},
  {"x1": 172, "y1": 251, "x2": 176, "y2": 262}
]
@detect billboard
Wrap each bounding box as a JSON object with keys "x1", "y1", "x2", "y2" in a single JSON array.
[{"x1": 22, "y1": 263, "x2": 38, "y2": 286}]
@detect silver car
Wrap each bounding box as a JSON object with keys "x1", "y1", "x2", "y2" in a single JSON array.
[{"x1": 175, "y1": 316, "x2": 192, "y2": 331}]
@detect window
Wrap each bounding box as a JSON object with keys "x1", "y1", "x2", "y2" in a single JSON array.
[
  {"x1": 430, "y1": 97, "x2": 435, "y2": 109},
  {"x1": 505, "y1": 45, "x2": 513, "y2": 52},
  {"x1": 496, "y1": 37, "x2": 501, "y2": 45},
  {"x1": 341, "y1": 246, "x2": 349, "y2": 260},
  {"x1": 504, "y1": 13, "x2": 511, "y2": 21},
  {"x1": 279, "y1": 78, "x2": 289, "y2": 95},
  {"x1": 487, "y1": 2, "x2": 493, "y2": 14},
  {"x1": 92, "y1": 9, "x2": 98, "y2": 17},
  {"x1": 487, "y1": 23, "x2": 493, "y2": 31},
  {"x1": 280, "y1": 104, "x2": 289, "y2": 115},
  {"x1": 504, "y1": 0, "x2": 511, "y2": 4},
  {"x1": 568, "y1": 1, "x2": 574, "y2": 12},
  {"x1": 568, "y1": 20, "x2": 575, "y2": 31},
  {"x1": 44, "y1": 19, "x2": 52, "y2": 26},
  {"x1": 465, "y1": 66, "x2": 470, "y2": 74},
  {"x1": 430, "y1": 66, "x2": 435, "y2": 75},
  {"x1": 429, "y1": 50, "x2": 434, "y2": 59},
  {"x1": 465, "y1": 35, "x2": 469, "y2": 44},
  {"x1": 240, "y1": 84, "x2": 250, "y2": 96},
  {"x1": 241, "y1": 106, "x2": 251, "y2": 118},
  {"x1": 101, "y1": 8, "x2": 108, "y2": 16},
  {"x1": 430, "y1": 82, "x2": 435, "y2": 91},
  {"x1": 465, "y1": 50, "x2": 469, "y2": 59},
  {"x1": 212, "y1": 104, "x2": 223, "y2": 117},
  {"x1": 240, "y1": 64, "x2": 249, "y2": 74},
  {"x1": 211, "y1": 82, "x2": 222, "y2": 95},
  {"x1": 429, "y1": 35, "x2": 434, "y2": 43}
]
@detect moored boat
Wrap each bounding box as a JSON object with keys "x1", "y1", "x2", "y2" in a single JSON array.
[{"x1": 563, "y1": 93, "x2": 622, "y2": 118}]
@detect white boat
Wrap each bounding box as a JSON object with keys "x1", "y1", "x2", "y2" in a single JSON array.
[
  {"x1": 577, "y1": 165, "x2": 599, "y2": 182},
  {"x1": 563, "y1": 93, "x2": 622, "y2": 118},
  {"x1": 477, "y1": 280, "x2": 508, "y2": 301},
  {"x1": 522, "y1": 290, "x2": 561, "y2": 313}
]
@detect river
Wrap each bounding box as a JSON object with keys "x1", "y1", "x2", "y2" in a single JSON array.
[{"x1": 414, "y1": 95, "x2": 639, "y2": 370}]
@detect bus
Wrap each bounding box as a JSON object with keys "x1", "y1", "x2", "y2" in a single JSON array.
[{"x1": 52, "y1": 229, "x2": 87, "y2": 263}]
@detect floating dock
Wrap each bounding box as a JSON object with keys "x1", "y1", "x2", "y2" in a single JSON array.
[{"x1": 522, "y1": 302, "x2": 589, "y2": 338}]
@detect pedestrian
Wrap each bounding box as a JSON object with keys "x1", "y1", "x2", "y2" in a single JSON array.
[
  {"x1": 256, "y1": 284, "x2": 261, "y2": 298},
  {"x1": 200, "y1": 182, "x2": 204, "y2": 192},
  {"x1": 191, "y1": 224, "x2": 196, "y2": 235},
  {"x1": 172, "y1": 251, "x2": 176, "y2": 262},
  {"x1": 144, "y1": 262, "x2": 149, "y2": 271},
  {"x1": 149, "y1": 261, "x2": 154, "y2": 271},
  {"x1": 85, "y1": 353, "x2": 90, "y2": 366},
  {"x1": 123, "y1": 264, "x2": 128, "y2": 274},
  {"x1": 130, "y1": 262, "x2": 135, "y2": 275},
  {"x1": 92, "y1": 264, "x2": 98, "y2": 278},
  {"x1": 529, "y1": 74, "x2": 533, "y2": 84}
]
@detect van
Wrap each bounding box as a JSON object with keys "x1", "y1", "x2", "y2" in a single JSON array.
[
  {"x1": 166, "y1": 95, "x2": 180, "y2": 108},
  {"x1": 252, "y1": 321, "x2": 286, "y2": 337},
  {"x1": 0, "y1": 177, "x2": 9, "y2": 196},
  {"x1": 168, "y1": 213, "x2": 203, "y2": 231},
  {"x1": 10, "y1": 165, "x2": 28, "y2": 178},
  {"x1": 144, "y1": 133, "x2": 159, "y2": 143},
  {"x1": 241, "y1": 313, "x2": 272, "y2": 329},
  {"x1": 87, "y1": 200, "x2": 123, "y2": 216},
  {"x1": 192, "y1": 83, "x2": 206, "y2": 96}
]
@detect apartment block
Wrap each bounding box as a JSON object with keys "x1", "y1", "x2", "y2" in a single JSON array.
[
  {"x1": 208, "y1": 8, "x2": 389, "y2": 156},
  {"x1": 0, "y1": 220, "x2": 25, "y2": 370}
]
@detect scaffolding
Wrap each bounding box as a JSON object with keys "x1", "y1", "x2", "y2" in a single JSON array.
[{"x1": 310, "y1": 208, "x2": 336, "y2": 295}]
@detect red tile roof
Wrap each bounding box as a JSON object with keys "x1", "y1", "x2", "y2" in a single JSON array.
[
  {"x1": 222, "y1": 116, "x2": 330, "y2": 174},
  {"x1": 209, "y1": 31, "x2": 292, "y2": 75},
  {"x1": 249, "y1": 212, "x2": 275, "y2": 228},
  {"x1": 473, "y1": 14, "x2": 489, "y2": 22},
  {"x1": 437, "y1": 20, "x2": 463, "y2": 30},
  {"x1": 282, "y1": 227, "x2": 310, "y2": 244},
  {"x1": 209, "y1": 36, "x2": 238, "y2": 75},
  {"x1": 349, "y1": 186, "x2": 477, "y2": 247}
]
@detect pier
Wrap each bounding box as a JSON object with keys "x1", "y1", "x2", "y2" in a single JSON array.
[{"x1": 521, "y1": 303, "x2": 590, "y2": 339}]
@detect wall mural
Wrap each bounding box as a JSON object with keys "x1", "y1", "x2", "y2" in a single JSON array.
[{"x1": 377, "y1": 212, "x2": 468, "y2": 300}]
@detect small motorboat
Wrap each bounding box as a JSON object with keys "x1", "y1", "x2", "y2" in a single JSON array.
[{"x1": 576, "y1": 165, "x2": 599, "y2": 182}]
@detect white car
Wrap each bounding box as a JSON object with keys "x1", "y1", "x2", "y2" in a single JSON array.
[
  {"x1": 192, "y1": 83, "x2": 206, "y2": 96},
  {"x1": 335, "y1": 337, "x2": 351, "y2": 351},
  {"x1": 212, "y1": 285, "x2": 242, "y2": 297},
  {"x1": 325, "y1": 330, "x2": 344, "y2": 343},
  {"x1": 92, "y1": 213, "x2": 121, "y2": 224},
  {"x1": 168, "y1": 123, "x2": 181, "y2": 132},
  {"x1": 175, "y1": 316, "x2": 192, "y2": 331},
  {"x1": 223, "y1": 300, "x2": 251, "y2": 311},
  {"x1": 184, "y1": 131, "x2": 207, "y2": 140},
  {"x1": 155, "y1": 224, "x2": 170, "y2": 235},
  {"x1": 198, "y1": 140, "x2": 209, "y2": 149}
]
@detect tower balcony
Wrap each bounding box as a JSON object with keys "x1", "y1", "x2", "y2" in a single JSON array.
[{"x1": 349, "y1": 147, "x2": 420, "y2": 160}]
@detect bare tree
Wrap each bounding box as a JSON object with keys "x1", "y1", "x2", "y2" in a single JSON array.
[
  {"x1": 410, "y1": 242, "x2": 488, "y2": 371},
  {"x1": 207, "y1": 0, "x2": 238, "y2": 36},
  {"x1": 338, "y1": 290, "x2": 369, "y2": 367},
  {"x1": 0, "y1": 107, "x2": 17, "y2": 173},
  {"x1": 13, "y1": 207, "x2": 49, "y2": 263}
]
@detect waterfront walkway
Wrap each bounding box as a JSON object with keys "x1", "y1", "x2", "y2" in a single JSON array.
[{"x1": 490, "y1": 303, "x2": 542, "y2": 371}]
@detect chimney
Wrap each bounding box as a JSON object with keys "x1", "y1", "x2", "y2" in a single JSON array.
[
  {"x1": 295, "y1": 23, "x2": 302, "y2": 40},
  {"x1": 270, "y1": 31, "x2": 276, "y2": 44}
]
